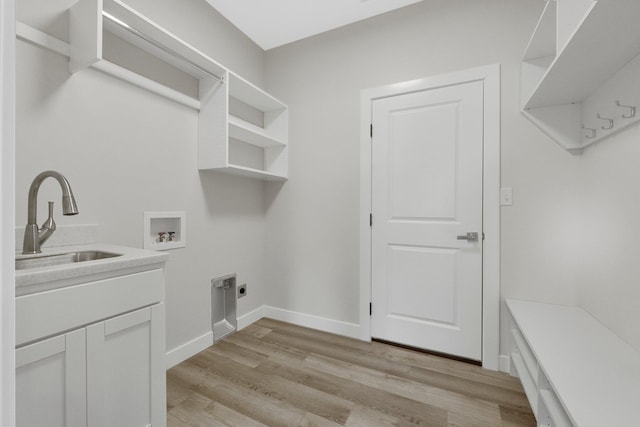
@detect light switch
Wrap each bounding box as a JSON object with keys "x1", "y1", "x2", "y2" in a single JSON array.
[{"x1": 500, "y1": 187, "x2": 513, "y2": 206}]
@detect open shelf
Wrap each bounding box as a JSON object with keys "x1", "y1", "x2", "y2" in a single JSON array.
[
  {"x1": 198, "y1": 71, "x2": 289, "y2": 180},
  {"x1": 524, "y1": 0, "x2": 639, "y2": 109},
  {"x1": 65, "y1": 0, "x2": 288, "y2": 181},
  {"x1": 520, "y1": 0, "x2": 640, "y2": 153},
  {"x1": 520, "y1": 0, "x2": 556, "y2": 109},
  {"x1": 228, "y1": 116, "x2": 286, "y2": 148},
  {"x1": 223, "y1": 164, "x2": 288, "y2": 182},
  {"x1": 69, "y1": 0, "x2": 226, "y2": 109}
]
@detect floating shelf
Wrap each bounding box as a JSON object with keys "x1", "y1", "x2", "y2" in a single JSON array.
[{"x1": 521, "y1": 0, "x2": 640, "y2": 153}]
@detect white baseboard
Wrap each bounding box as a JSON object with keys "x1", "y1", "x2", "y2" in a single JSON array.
[
  {"x1": 165, "y1": 331, "x2": 213, "y2": 370},
  {"x1": 166, "y1": 306, "x2": 364, "y2": 369},
  {"x1": 499, "y1": 354, "x2": 511, "y2": 373},
  {"x1": 239, "y1": 305, "x2": 362, "y2": 340},
  {"x1": 238, "y1": 305, "x2": 267, "y2": 331},
  {"x1": 263, "y1": 306, "x2": 362, "y2": 340}
]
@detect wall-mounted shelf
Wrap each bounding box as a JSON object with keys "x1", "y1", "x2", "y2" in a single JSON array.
[
  {"x1": 69, "y1": 0, "x2": 227, "y2": 109},
  {"x1": 521, "y1": 0, "x2": 640, "y2": 154},
  {"x1": 143, "y1": 211, "x2": 186, "y2": 250},
  {"x1": 198, "y1": 71, "x2": 288, "y2": 180},
  {"x1": 18, "y1": 0, "x2": 289, "y2": 181}
]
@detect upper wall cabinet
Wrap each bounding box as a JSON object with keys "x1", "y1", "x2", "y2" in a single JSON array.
[
  {"x1": 63, "y1": 0, "x2": 289, "y2": 180},
  {"x1": 521, "y1": 0, "x2": 640, "y2": 154}
]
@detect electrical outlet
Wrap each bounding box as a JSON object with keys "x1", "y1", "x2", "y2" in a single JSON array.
[{"x1": 238, "y1": 283, "x2": 247, "y2": 299}]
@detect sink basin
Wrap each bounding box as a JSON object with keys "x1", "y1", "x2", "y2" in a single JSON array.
[{"x1": 16, "y1": 251, "x2": 122, "y2": 270}]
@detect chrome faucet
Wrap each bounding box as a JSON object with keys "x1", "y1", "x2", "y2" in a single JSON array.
[{"x1": 22, "y1": 171, "x2": 79, "y2": 254}]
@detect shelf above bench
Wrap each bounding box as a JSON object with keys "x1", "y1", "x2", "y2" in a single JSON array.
[{"x1": 521, "y1": 0, "x2": 640, "y2": 153}]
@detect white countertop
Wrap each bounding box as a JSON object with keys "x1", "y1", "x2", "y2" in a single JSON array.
[{"x1": 16, "y1": 243, "x2": 169, "y2": 296}]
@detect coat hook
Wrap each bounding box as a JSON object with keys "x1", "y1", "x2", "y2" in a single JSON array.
[
  {"x1": 596, "y1": 113, "x2": 614, "y2": 130},
  {"x1": 615, "y1": 100, "x2": 636, "y2": 119},
  {"x1": 582, "y1": 124, "x2": 596, "y2": 139}
]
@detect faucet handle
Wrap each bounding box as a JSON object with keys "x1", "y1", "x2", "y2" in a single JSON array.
[
  {"x1": 38, "y1": 201, "x2": 57, "y2": 245},
  {"x1": 42, "y1": 202, "x2": 55, "y2": 229}
]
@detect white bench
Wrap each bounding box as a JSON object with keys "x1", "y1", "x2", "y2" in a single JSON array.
[{"x1": 506, "y1": 299, "x2": 640, "y2": 427}]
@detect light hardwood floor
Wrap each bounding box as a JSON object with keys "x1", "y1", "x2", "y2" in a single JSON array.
[{"x1": 167, "y1": 318, "x2": 535, "y2": 426}]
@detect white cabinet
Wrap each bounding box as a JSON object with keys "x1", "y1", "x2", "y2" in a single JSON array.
[
  {"x1": 16, "y1": 268, "x2": 166, "y2": 427},
  {"x1": 64, "y1": 0, "x2": 288, "y2": 180},
  {"x1": 87, "y1": 305, "x2": 165, "y2": 427},
  {"x1": 16, "y1": 330, "x2": 86, "y2": 427},
  {"x1": 521, "y1": 0, "x2": 640, "y2": 153}
]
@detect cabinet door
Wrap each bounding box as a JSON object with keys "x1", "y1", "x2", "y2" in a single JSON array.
[
  {"x1": 87, "y1": 305, "x2": 166, "y2": 427},
  {"x1": 16, "y1": 329, "x2": 87, "y2": 427}
]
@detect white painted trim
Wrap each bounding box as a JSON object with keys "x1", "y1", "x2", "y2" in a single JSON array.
[
  {"x1": 264, "y1": 306, "x2": 362, "y2": 339},
  {"x1": 167, "y1": 305, "x2": 362, "y2": 369},
  {"x1": 164, "y1": 331, "x2": 213, "y2": 369},
  {"x1": 0, "y1": 0, "x2": 15, "y2": 424},
  {"x1": 359, "y1": 64, "x2": 501, "y2": 370},
  {"x1": 481, "y1": 64, "x2": 501, "y2": 371},
  {"x1": 241, "y1": 305, "x2": 362, "y2": 339},
  {"x1": 237, "y1": 305, "x2": 267, "y2": 330},
  {"x1": 499, "y1": 354, "x2": 511, "y2": 373}
]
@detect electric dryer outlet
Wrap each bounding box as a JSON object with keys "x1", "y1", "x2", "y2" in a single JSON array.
[{"x1": 238, "y1": 283, "x2": 247, "y2": 298}]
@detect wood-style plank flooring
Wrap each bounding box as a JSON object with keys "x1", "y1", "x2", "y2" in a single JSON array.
[{"x1": 167, "y1": 318, "x2": 535, "y2": 426}]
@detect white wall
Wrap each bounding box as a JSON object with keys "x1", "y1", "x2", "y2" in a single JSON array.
[
  {"x1": 18, "y1": 0, "x2": 638, "y2": 372},
  {"x1": 263, "y1": 0, "x2": 583, "y2": 357},
  {"x1": 575, "y1": 126, "x2": 640, "y2": 352},
  {"x1": 15, "y1": 0, "x2": 268, "y2": 356}
]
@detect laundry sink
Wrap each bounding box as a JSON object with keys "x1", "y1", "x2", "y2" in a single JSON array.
[{"x1": 15, "y1": 251, "x2": 122, "y2": 270}]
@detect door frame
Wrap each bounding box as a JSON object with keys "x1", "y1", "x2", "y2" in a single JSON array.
[
  {"x1": 359, "y1": 64, "x2": 501, "y2": 370},
  {"x1": 0, "y1": 0, "x2": 16, "y2": 423}
]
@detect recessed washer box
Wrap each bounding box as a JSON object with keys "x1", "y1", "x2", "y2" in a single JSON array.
[{"x1": 143, "y1": 211, "x2": 186, "y2": 250}]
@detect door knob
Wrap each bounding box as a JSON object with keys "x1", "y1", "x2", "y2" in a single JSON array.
[{"x1": 457, "y1": 232, "x2": 479, "y2": 242}]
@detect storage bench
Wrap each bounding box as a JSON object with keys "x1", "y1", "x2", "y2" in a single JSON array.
[{"x1": 506, "y1": 299, "x2": 640, "y2": 427}]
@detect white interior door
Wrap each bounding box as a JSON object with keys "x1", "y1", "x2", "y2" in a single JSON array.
[{"x1": 371, "y1": 80, "x2": 484, "y2": 361}]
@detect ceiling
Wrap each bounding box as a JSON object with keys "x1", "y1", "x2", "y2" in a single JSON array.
[{"x1": 205, "y1": 0, "x2": 424, "y2": 51}]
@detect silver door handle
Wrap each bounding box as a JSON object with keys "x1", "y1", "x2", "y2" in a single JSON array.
[{"x1": 457, "y1": 232, "x2": 479, "y2": 242}]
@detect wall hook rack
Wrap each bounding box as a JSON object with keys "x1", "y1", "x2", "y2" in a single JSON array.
[
  {"x1": 596, "y1": 113, "x2": 614, "y2": 130},
  {"x1": 615, "y1": 100, "x2": 636, "y2": 119},
  {"x1": 582, "y1": 125, "x2": 597, "y2": 139}
]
